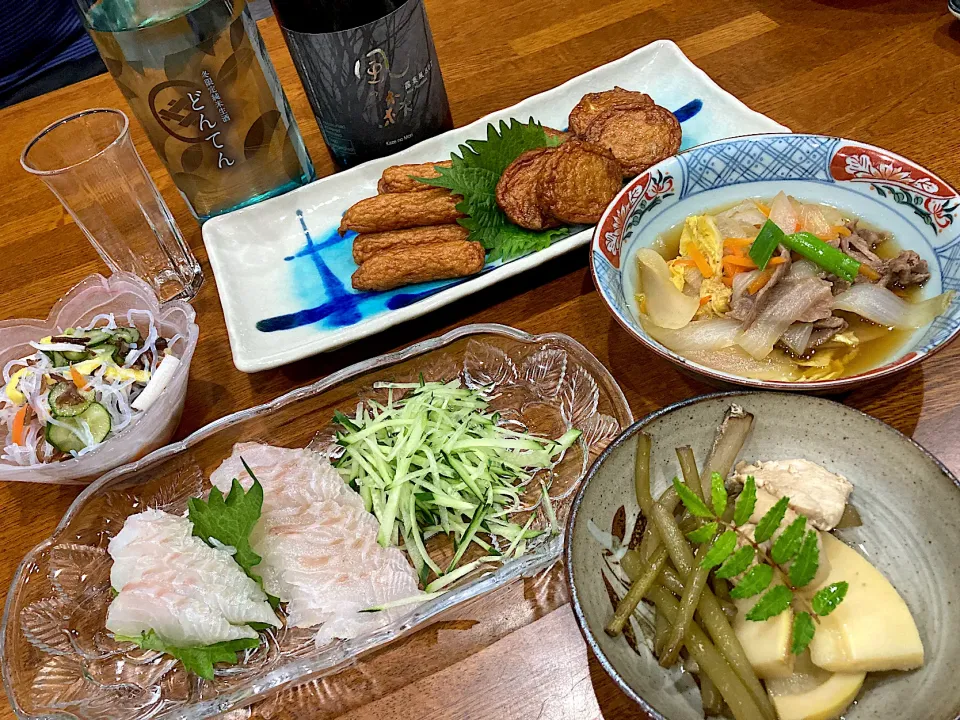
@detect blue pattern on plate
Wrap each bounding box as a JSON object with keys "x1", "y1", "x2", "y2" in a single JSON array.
[
  {"x1": 257, "y1": 212, "x2": 458, "y2": 333},
  {"x1": 593, "y1": 251, "x2": 629, "y2": 323},
  {"x1": 258, "y1": 101, "x2": 705, "y2": 333}
]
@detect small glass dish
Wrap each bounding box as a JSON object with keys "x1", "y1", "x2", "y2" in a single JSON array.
[
  {"x1": 1, "y1": 324, "x2": 631, "y2": 720},
  {"x1": 0, "y1": 273, "x2": 199, "y2": 485}
]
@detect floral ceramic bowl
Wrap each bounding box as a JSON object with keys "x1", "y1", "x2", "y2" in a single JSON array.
[
  {"x1": 0, "y1": 273, "x2": 198, "y2": 484},
  {"x1": 590, "y1": 133, "x2": 960, "y2": 391}
]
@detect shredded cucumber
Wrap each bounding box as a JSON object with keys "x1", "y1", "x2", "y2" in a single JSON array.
[{"x1": 332, "y1": 380, "x2": 581, "y2": 581}]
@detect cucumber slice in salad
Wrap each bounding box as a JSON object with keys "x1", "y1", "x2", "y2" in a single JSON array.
[
  {"x1": 48, "y1": 382, "x2": 94, "y2": 417},
  {"x1": 62, "y1": 349, "x2": 88, "y2": 362},
  {"x1": 81, "y1": 329, "x2": 113, "y2": 346},
  {"x1": 45, "y1": 402, "x2": 111, "y2": 453},
  {"x1": 113, "y1": 327, "x2": 140, "y2": 344}
]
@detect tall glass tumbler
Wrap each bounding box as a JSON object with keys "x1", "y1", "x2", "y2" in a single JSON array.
[
  {"x1": 75, "y1": 0, "x2": 315, "y2": 221},
  {"x1": 22, "y1": 108, "x2": 203, "y2": 303}
]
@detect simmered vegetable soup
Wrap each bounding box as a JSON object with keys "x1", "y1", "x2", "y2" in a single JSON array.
[{"x1": 634, "y1": 192, "x2": 952, "y2": 381}]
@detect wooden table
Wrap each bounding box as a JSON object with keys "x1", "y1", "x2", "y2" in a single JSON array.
[{"x1": 2, "y1": 0, "x2": 960, "y2": 717}]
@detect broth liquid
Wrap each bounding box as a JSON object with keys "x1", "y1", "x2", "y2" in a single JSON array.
[{"x1": 648, "y1": 199, "x2": 920, "y2": 378}]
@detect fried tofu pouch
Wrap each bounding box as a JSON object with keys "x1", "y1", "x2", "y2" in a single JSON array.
[
  {"x1": 351, "y1": 240, "x2": 486, "y2": 291},
  {"x1": 582, "y1": 103, "x2": 681, "y2": 178},
  {"x1": 537, "y1": 140, "x2": 622, "y2": 225},
  {"x1": 339, "y1": 188, "x2": 464, "y2": 235},
  {"x1": 352, "y1": 225, "x2": 470, "y2": 264},
  {"x1": 568, "y1": 87, "x2": 653, "y2": 135},
  {"x1": 495, "y1": 147, "x2": 562, "y2": 230},
  {"x1": 378, "y1": 160, "x2": 453, "y2": 193}
]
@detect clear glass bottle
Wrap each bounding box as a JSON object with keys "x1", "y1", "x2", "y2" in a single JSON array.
[{"x1": 77, "y1": 0, "x2": 316, "y2": 220}]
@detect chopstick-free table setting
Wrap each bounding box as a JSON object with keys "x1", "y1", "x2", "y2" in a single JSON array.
[{"x1": 2, "y1": 0, "x2": 960, "y2": 719}]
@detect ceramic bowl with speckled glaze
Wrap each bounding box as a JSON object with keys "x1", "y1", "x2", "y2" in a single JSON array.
[
  {"x1": 566, "y1": 391, "x2": 960, "y2": 720},
  {"x1": 591, "y1": 133, "x2": 960, "y2": 393}
]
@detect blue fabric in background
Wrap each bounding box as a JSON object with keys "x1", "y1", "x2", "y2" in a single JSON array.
[{"x1": 0, "y1": 0, "x2": 99, "y2": 95}]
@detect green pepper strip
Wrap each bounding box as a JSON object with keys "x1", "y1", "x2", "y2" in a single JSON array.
[
  {"x1": 783, "y1": 231, "x2": 860, "y2": 283},
  {"x1": 748, "y1": 220, "x2": 861, "y2": 282},
  {"x1": 747, "y1": 220, "x2": 784, "y2": 269}
]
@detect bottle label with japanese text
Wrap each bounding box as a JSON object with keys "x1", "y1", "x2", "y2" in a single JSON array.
[
  {"x1": 280, "y1": 0, "x2": 453, "y2": 169},
  {"x1": 88, "y1": 0, "x2": 314, "y2": 220}
]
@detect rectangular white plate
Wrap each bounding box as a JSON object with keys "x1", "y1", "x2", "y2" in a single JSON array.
[{"x1": 203, "y1": 39, "x2": 788, "y2": 372}]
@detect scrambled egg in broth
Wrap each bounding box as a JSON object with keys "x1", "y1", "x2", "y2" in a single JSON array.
[{"x1": 668, "y1": 215, "x2": 732, "y2": 318}]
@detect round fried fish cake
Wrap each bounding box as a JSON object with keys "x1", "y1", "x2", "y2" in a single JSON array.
[
  {"x1": 538, "y1": 140, "x2": 622, "y2": 225},
  {"x1": 568, "y1": 87, "x2": 653, "y2": 136},
  {"x1": 583, "y1": 103, "x2": 682, "y2": 178},
  {"x1": 496, "y1": 147, "x2": 562, "y2": 230}
]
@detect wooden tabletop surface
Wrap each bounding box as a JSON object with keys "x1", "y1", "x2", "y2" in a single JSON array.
[{"x1": 2, "y1": 0, "x2": 960, "y2": 717}]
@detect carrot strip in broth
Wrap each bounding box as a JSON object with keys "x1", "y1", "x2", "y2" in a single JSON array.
[
  {"x1": 686, "y1": 244, "x2": 714, "y2": 278},
  {"x1": 859, "y1": 264, "x2": 881, "y2": 281},
  {"x1": 723, "y1": 238, "x2": 753, "y2": 251},
  {"x1": 748, "y1": 269, "x2": 774, "y2": 295},
  {"x1": 723, "y1": 256, "x2": 758, "y2": 269}
]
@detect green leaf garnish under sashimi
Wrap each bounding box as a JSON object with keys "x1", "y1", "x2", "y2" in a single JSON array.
[
  {"x1": 117, "y1": 630, "x2": 259, "y2": 681},
  {"x1": 187, "y1": 459, "x2": 279, "y2": 607}
]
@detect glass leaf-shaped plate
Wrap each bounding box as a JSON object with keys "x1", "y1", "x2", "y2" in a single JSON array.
[{"x1": 1, "y1": 323, "x2": 632, "y2": 720}]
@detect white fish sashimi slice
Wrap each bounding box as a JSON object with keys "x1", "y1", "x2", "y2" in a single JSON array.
[
  {"x1": 212, "y1": 443, "x2": 425, "y2": 644},
  {"x1": 253, "y1": 500, "x2": 419, "y2": 612},
  {"x1": 210, "y1": 442, "x2": 364, "y2": 516},
  {"x1": 106, "y1": 509, "x2": 280, "y2": 647},
  {"x1": 108, "y1": 508, "x2": 193, "y2": 559},
  {"x1": 107, "y1": 582, "x2": 259, "y2": 647},
  {"x1": 110, "y1": 513, "x2": 279, "y2": 629},
  {"x1": 283, "y1": 556, "x2": 422, "y2": 640}
]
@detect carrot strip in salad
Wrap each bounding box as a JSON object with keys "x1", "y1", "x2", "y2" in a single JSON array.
[
  {"x1": 672, "y1": 258, "x2": 697, "y2": 268},
  {"x1": 834, "y1": 225, "x2": 852, "y2": 237},
  {"x1": 721, "y1": 276, "x2": 734, "y2": 288},
  {"x1": 699, "y1": 295, "x2": 712, "y2": 307},
  {"x1": 748, "y1": 269, "x2": 774, "y2": 295},
  {"x1": 756, "y1": 202, "x2": 771, "y2": 216},
  {"x1": 11, "y1": 406, "x2": 27, "y2": 446},
  {"x1": 685, "y1": 244, "x2": 714, "y2": 278},
  {"x1": 69, "y1": 365, "x2": 89, "y2": 391}
]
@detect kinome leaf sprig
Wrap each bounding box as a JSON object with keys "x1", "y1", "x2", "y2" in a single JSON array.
[{"x1": 674, "y1": 473, "x2": 848, "y2": 655}]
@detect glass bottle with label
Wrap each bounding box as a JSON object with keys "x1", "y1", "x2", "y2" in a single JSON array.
[
  {"x1": 269, "y1": 0, "x2": 454, "y2": 169},
  {"x1": 76, "y1": 0, "x2": 316, "y2": 221}
]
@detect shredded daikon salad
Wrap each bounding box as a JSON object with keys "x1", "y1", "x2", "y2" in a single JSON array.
[{"x1": 0, "y1": 311, "x2": 184, "y2": 466}]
